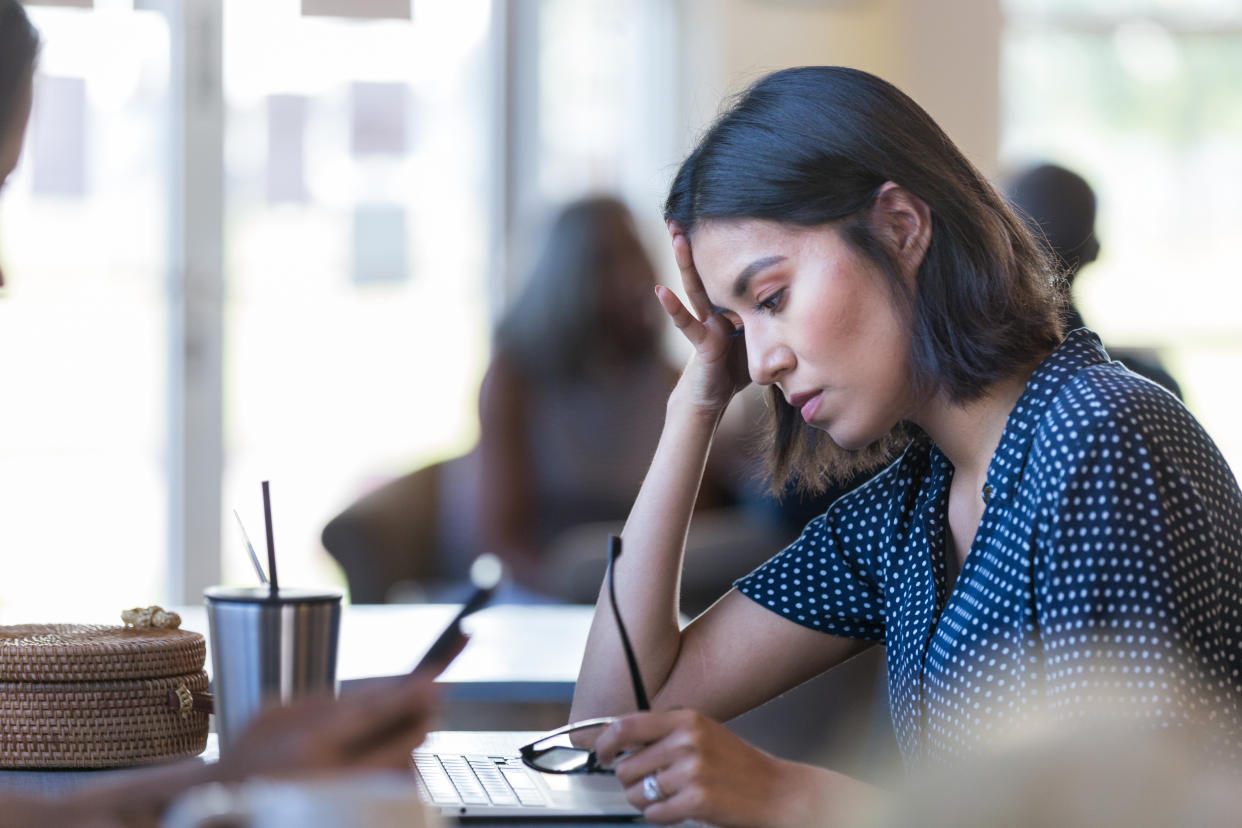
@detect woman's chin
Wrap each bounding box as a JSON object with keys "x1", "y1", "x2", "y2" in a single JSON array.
[
  {"x1": 826, "y1": 420, "x2": 892, "y2": 453},
  {"x1": 826, "y1": 429, "x2": 871, "y2": 452}
]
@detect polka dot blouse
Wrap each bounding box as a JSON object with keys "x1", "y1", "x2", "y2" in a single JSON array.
[{"x1": 735, "y1": 329, "x2": 1242, "y2": 768}]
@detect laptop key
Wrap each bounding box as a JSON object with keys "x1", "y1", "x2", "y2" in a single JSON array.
[
  {"x1": 428, "y1": 789, "x2": 464, "y2": 805},
  {"x1": 501, "y1": 768, "x2": 539, "y2": 791},
  {"x1": 413, "y1": 765, "x2": 463, "y2": 804},
  {"x1": 438, "y1": 756, "x2": 492, "y2": 805},
  {"x1": 470, "y1": 767, "x2": 520, "y2": 804}
]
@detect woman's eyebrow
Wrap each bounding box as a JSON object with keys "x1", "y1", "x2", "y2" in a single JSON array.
[
  {"x1": 731, "y1": 256, "x2": 786, "y2": 299},
  {"x1": 708, "y1": 255, "x2": 788, "y2": 315}
]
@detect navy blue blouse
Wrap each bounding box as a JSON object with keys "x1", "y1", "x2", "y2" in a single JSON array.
[{"x1": 736, "y1": 330, "x2": 1242, "y2": 767}]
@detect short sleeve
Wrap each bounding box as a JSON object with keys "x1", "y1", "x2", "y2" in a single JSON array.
[
  {"x1": 735, "y1": 486, "x2": 890, "y2": 642},
  {"x1": 1034, "y1": 376, "x2": 1242, "y2": 746}
]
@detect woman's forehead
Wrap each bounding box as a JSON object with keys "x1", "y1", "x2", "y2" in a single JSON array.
[{"x1": 690, "y1": 220, "x2": 820, "y2": 293}]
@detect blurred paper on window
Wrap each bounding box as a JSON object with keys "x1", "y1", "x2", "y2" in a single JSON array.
[
  {"x1": 266, "y1": 94, "x2": 308, "y2": 203},
  {"x1": 351, "y1": 81, "x2": 408, "y2": 157},
  {"x1": 301, "y1": 0, "x2": 411, "y2": 20},
  {"x1": 352, "y1": 203, "x2": 409, "y2": 286},
  {"x1": 31, "y1": 75, "x2": 86, "y2": 197}
]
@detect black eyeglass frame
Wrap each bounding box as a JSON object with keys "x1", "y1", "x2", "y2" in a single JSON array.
[{"x1": 519, "y1": 535, "x2": 649, "y2": 774}]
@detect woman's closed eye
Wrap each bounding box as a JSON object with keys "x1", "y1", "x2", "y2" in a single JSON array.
[{"x1": 754, "y1": 288, "x2": 786, "y2": 314}]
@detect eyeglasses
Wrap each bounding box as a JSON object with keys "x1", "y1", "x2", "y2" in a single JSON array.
[{"x1": 519, "y1": 535, "x2": 648, "y2": 774}]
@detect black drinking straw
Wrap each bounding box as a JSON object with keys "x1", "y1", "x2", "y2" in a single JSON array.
[{"x1": 261, "y1": 480, "x2": 279, "y2": 593}]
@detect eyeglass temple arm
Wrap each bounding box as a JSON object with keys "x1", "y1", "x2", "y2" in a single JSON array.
[
  {"x1": 521, "y1": 716, "x2": 619, "y2": 750},
  {"x1": 607, "y1": 534, "x2": 651, "y2": 711}
]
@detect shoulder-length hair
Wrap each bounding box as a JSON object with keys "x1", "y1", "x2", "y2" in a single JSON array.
[
  {"x1": 0, "y1": 0, "x2": 39, "y2": 139},
  {"x1": 664, "y1": 66, "x2": 1063, "y2": 494}
]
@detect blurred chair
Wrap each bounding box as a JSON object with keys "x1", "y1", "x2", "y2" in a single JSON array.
[
  {"x1": 322, "y1": 463, "x2": 780, "y2": 614},
  {"x1": 321, "y1": 459, "x2": 464, "y2": 604}
]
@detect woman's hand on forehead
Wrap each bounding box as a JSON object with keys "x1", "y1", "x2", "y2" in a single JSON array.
[
  {"x1": 667, "y1": 222, "x2": 717, "y2": 320},
  {"x1": 657, "y1": 222, "x2": 751, "y2": 412}
]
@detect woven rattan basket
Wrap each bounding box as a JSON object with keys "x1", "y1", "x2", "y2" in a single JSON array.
[{"x1": 0, "y1": 623, "x2": 209, "y2": 768}]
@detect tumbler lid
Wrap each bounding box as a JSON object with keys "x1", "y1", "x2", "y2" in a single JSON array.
[{"x1": 203, "y1": 586, "x2": 343, "y2": 604}]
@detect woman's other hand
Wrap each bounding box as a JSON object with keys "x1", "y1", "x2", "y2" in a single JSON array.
[
  {"x1": 658, "y1": 223, "x2": 750, "y2": 415},
  {"x1": 593, "y1": 708, "x2": 872, "y2": 827}
]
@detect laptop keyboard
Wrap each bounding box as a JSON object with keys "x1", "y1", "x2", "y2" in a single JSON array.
[{"x1": 413, "y1": 753, "x2": 548, "y2": 808}]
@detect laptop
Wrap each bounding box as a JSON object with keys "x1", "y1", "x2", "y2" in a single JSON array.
[{"x1": 412, "y1": 731, "x2": 641, "y2": 820}]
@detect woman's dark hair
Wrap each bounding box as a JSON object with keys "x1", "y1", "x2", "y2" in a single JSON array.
[
  {"x1": 496, "y1": 195, "x2": 662, "y2": 382},
  {"x1": 0, "y1": 0, "x2": 39, "y2": 137},
  {"x1": 665, "y1": 66, "x2": 1063, "y2": 494}
]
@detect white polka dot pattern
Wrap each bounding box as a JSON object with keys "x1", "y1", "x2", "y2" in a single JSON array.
[{"x1": 735, "y1": 330, "x2": 1242, "y2": 769}]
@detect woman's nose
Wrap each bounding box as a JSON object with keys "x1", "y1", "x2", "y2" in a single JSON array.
[{"x1": 746, "y1": 329, "x2": 794, "y2": 386}]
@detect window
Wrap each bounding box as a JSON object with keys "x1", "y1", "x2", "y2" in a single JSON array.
[
  {"x1": 0, "y1": 4, "x2": 172, "y2": 613},
  {"x1": 220, "y1": 0, "x2": 496, "y2": 589},
  {"x1": 503, "y1": 0, "x2": 678, "y2": 300},
  {"x1": 1002, "y1": 0, "x2": 1242, "y2": 472},
  {"x1": 0, "y1": 0, "x2": 678, "y2": 611}
]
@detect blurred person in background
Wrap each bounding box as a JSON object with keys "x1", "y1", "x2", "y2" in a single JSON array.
[
  {"x1": 0, "y1": 3, "x2": 442, "y2": 824},
  {"x1": 473, "y1": 196, "x2": 695, "y2": 593},
  {"x1": 329, "y1": 195, "x2": 759, "y2": 607},
  {"x1": 1006, "y1": 162, "x2": 1182, "y2": 399}
]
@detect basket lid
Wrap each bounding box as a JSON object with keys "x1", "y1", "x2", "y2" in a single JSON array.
[{"x1": 0, "y1": 624, "x2": 206, "y2": 682}]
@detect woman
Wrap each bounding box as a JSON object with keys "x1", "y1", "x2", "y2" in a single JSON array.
[
  {"x1": 571, "y1": 66, "x2": 1242, "y2": 826},
  {"x1": 0, "y1": 3, "x2": 441, "y2": 825}
]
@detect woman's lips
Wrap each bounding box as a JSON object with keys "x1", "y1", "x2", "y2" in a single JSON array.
[{"x1": 788, "y1": 390, "x2": 824, "y2": 424}]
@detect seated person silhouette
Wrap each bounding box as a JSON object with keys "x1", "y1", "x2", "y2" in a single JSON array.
[
  {"x1": 1006, "y1": 163, "x2": 1182, "y2": 399},
  {"x1": 324, "y1": 196, "x2": 746, "y2": 607},
  {"x1": 470, "y1": 196, "x2": 700, "y2": 595}
]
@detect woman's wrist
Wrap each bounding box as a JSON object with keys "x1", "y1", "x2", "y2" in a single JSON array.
[
  {"x1": 666, "y1": 379, "x2": 731, "y2": 426},
  {"x1": 770, "y1": 759, "x2": 880, "y2": 828}
]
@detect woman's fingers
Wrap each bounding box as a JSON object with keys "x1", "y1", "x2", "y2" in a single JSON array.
[
  {"x1": 623, "y1": 763, "x2": 710, "y2": 827},
  {"x1": 654, "y1": 285, "x2": 712, "y2": 348},
  {"x1": 594, "y1": 710, "x2": 695, "y2": 767},
  {"x1": 601, "y1": 711, "x2": 717, "y2": 824},
  {"x1": 668, "y1": 226, "x2": 714, "y2": 321},
  {"x1": 637, "y1": 787, "x2": 708, "y2": 826}
]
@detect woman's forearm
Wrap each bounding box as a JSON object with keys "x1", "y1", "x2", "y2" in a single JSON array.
[{"x1": 571, "y1": 381, "x2": 726, "y2": 720}]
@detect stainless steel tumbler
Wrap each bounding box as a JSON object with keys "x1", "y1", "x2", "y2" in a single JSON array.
[{"x1": 204, "y1": 586, "x2": 343, "y2": 754}]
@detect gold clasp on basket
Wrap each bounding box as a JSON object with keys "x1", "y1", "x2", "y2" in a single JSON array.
[
  {"x1": 168, "y1": 685, "x2": 214, "y2": 718},
  {"x1": 122, "y1": 606, "x2": 182, "y2": 629}
]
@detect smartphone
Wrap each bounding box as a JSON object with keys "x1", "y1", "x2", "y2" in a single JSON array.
[{"x1": 409, "y1": 554, "x2": 502, "y2": 677}]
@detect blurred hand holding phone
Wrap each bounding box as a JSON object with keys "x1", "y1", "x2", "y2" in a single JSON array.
[{"x1": 409, "y1": 554, "x2": 504, "y2": 679}]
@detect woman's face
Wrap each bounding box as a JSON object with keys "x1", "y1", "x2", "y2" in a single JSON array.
[{"x1": 690, "y1": 218, "x2": 916, "y2": 450}]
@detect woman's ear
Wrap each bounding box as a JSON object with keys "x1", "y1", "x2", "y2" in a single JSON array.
[{"x1": 868, "y1": 182, "x2": 932, "y2": 280}]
